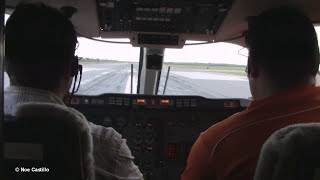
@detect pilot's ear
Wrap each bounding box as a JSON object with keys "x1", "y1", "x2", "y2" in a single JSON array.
[
  {"x1": 250, "y1": 62, "x2": 259, "y2": 78},
  {"x1": 248, "y1": 57, "x2": 259, "y2": 78},
  {"x1": 64, "y1": 58, "x2": 73, "y2": 79}
]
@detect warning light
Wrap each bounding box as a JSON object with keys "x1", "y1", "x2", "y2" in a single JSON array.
[
  {"x1": 161, "y1": 99, "x2": 170, "y2": 104},
  {"x1": 135, "y1": 146, "x2": 141, "y2": 150},
  {"x1": 154, "y1": 100, "x2": 161, "y2": 105},
  {"x1": 147, "y1": 123, "x2": 153, "y2": 127},
  {"x1": 136, "y1": 123, "x2": 142, "y2": 127},
  {"x1": 224, "y1": 101, "x2": 240, "y2": 108},
  {"x1": 137, "y1": 99, "x2": 145, "y2": 103},
  {"x1": 71, "y1": 97, "x2": 80, "y2": 105},
  {"x1": 147, "y1": 147, "x2": 153, "y2": 150},
  {"x1": 146, "y1": 99, "x2": 153, "y2": 104},
  {"x1": 166, "y1": 143, "x2": 179, "y2": 159}
]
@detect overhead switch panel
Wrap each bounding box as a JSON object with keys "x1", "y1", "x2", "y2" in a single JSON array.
[{"x1": 96, "y1": 0, "x2": 234, "y2": 35}]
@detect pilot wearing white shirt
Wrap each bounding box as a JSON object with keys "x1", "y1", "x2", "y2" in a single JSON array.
[{"x1": 4, "y1": 3, "x2": 143, "y2": 180}]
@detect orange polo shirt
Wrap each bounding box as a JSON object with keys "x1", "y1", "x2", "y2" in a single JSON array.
[{"x1": 181, "y1": 85, "x2": 320, "y2": 180}]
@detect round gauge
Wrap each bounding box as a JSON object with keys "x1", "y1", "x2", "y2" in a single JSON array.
[
  {"x1": 114, "y1": 116, "x2": 127, "y2": 127},
  {"x1": 145, "y1": 136, "x2": 154, "y2": 144},
  {"x1": 103, "y1": 116, "x2": 112, "y2": 127},
  {"x1": 133, "y1": 134, "x2": 143, "y2": 144}
]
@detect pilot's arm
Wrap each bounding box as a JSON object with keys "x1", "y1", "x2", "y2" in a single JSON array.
[{"x1": 89, "y1": 122, "x2": 143, "y2": 180}]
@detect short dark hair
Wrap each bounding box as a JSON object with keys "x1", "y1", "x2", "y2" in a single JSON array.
[
  {"x1": 5, "y1": 3, "x2": 77, "y2": 90},
  {"x1": 245, "y1": 7, "x2": 319, "y2": 79}
]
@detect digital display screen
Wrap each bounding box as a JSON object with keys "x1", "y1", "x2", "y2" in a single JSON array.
[{"x1": 138, "y1": 34, "x2": 179, "y2": 45}]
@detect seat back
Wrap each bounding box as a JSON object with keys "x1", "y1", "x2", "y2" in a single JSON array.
[
  {"x1": 3, "y1": 103, "x2": 95, "y2": 180},
  {"x1": 254, "y1": 123, "x2": 320, "y2": 180}
]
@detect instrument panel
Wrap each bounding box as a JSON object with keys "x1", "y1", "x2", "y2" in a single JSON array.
[{"x1": 65, "y1": 94, "x2": 250, "y2": 180}]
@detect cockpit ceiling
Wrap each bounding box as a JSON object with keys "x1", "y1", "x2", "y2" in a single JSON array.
[
  {"x1": 5, "y1": 0, "x2": 320, "y2": 47},
  {"x1": 215, "y1": 0, "x2": 320, "y2": 46},
  {"x1": 5, "y1": 0, "x2": 101, "y2": 38},
  {"x1": 96, "y1": 0, "x2": 234, "y2": 35}
]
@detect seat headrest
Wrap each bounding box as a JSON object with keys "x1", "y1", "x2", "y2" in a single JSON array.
[
  {"x1": 254, "y1": 123, "x2": 320, "y2": 180},
  {"x1": 10, "y1": 102, "x2": 95, "y2": 180}
]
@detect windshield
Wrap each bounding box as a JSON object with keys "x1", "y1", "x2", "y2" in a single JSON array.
[
  {"x1": 74, "y1": 37, "x2": 140, "y2": 95},
  {"x1": 158, "y1": 43, "x2": 249, "y2": 98},
  {"x1": 75, "y1": 39, "x2": 250, "y2": 98},
  {"x1": 4, "y1": 13, "x2": 320, "y2": 99}
]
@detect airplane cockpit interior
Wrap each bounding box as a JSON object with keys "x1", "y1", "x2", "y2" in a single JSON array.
[{"x1": 1, "y1": 0, "x2": 320, "y2": 179}]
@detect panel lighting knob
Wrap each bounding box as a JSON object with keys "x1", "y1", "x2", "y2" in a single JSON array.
[
  {"x1": 145, "y1": 136, "x2": 154, "y2": 144},
  {"x1": 134, "y1": 135, "x2": 143, "y2": 144}
]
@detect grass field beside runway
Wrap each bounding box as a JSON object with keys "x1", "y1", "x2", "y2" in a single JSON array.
[{"x1": 164, "y1": 63, "x2": 246, "y2": 76}]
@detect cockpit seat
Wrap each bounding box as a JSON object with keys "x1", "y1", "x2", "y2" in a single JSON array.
[
  {"x1": 3, "y1": 102, "x2": 95, "y2": 180},
  {"x1": 254, "y1": 123, "x2": 320, "y2": 180}
]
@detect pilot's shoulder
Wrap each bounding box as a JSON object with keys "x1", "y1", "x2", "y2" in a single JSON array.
[
  {"x1": 201, "y1": 110, "x2": 249, "y2": 147},
  {"x1": 66, "y1": 106, "x2": 88, "y2": 121},
  {"x1": 66, "y1": 107, "x2": 125, "y2": 146}
]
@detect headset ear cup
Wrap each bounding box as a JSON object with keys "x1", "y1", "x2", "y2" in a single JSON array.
[
  {"x1": 71, "y1": 56, "x2": 79, "y2": 77},
  {"x1": 70, "y1": 56, "x2": 82, "y2": 95}
]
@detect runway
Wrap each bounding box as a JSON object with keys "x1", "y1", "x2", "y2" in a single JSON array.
[{"x1": 4, "y1": 62, "x2": 251, "y2": 99}]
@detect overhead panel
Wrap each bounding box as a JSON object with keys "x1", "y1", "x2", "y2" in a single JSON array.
[
  {"x1": 6, "y1": 0, "x2": 101, "y2": 37},
  {"x1": 96, "y1": 0, "x2": 235, "y2": 48}
]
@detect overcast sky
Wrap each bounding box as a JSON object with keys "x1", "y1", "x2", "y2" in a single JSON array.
[
  {"x1": 5, "y1": 14, "x2": 320, "y2": 65},
  {"x1": 76, "y1": 37, "x2": 248, "y2": 65},
  {"x1": 76, "y1": 26, "x2": 320, "y2": 65}
]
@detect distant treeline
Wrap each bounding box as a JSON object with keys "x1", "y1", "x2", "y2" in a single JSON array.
[
  {"x1": 79, "y1": 57, "x2": 245, "y2": 67},
  {"x1": 163, "y1": 62, "x2": 246, "y2": 67},
  {"x1": 79, "y1": 58, "x2": 120, "y2": 63}
]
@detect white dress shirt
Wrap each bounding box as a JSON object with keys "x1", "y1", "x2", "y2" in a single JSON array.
[{"x1": 4, "y1": 85, "x2": 143, "y2": 180}]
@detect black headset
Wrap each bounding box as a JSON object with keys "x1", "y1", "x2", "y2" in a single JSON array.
[{"x1": 70, "y1": 56, "x2": 82, "y2": 95}]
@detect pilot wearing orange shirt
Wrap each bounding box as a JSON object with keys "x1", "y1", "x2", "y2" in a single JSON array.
[{"x1": 181, "y1": 7, "x2": 320, "y2": 180}]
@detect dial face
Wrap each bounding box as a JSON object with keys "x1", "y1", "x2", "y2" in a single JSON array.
[
  {"x1": 103, "y1": 116, "x2": 112, "y2": 127},
  {"x1": 134, "y1": 134, "x2": 143, "y2": 145},
  {"x1": 114, "y1": 116, "x2": 128, "y2": 127},
  {"x1": 145, "y1": 136, "x2": 155, "y2": 144}
]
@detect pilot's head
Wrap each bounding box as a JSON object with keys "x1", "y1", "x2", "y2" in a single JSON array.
[
  {"x1": 5, "y1": 3, "x2": 78, "y2": 98},
  {"x1": 245, "y1": 7, "x2": 319, "y2": 100}
]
